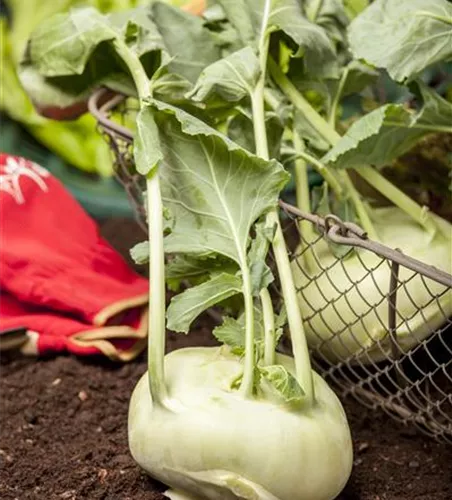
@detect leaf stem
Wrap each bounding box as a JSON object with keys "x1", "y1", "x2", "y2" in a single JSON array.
[
  {"x1": 145, "y1": 172, "x2": 168, "y2": 404},
  {"x1": 384, "y1": 121, "x2": 452, "y2": 134},
  {"x1": 328, "y1": 67, "x2": 349, "y2": 127},
  {"x1": 239, "y1": 266, "x2": 256, "y2": 398},
  {"x1": 112, "y1": 38, "x2": 168, "y2": 406},
  {"x1": 293, "y1": 133, "x2": 318, "y2": 271},
  {"x1": 252, "y1": 19, "x2": 314, "y2": 405},
  {"x1": 357, "y1": 165, "x2": 437, "y2": 235},
  {"x1": 261, "y1": 289, "x2": 276, "y2": 366},
  {"x1": 339, "y1": 171, "x2": 378, "y2": 240},
  {"x1": 112, "y1": 39, "x2": 150, "y2": 102},
  {"x1": 268, "y1": 56, "x2": 337, "y2": 144},
  {"x1": 267, "y1": 210, "x2": 314, "y2": 402},
  {"x1": 269, "y1": 56, "x2": 436, "y2": 235},
  {"x1": 295, "y1": 150, "x2": 344, "y2": 199}
]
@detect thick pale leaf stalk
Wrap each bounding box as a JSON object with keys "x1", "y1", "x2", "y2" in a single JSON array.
[
  {"x1": 146, "y1": 172, "x2": 168, "y2": 404},
  {"x1": 293, "y1": 133, "x2": 317, "y2": 271},
  {"x1": 267, "y1": 210, "x2": 314, "y2": 402},
  {"x1": 113, "y1": 38, "x2": 168, "y2": 405},
  {"x1": 357, "y1": 165, "x2": 437, "y2": 236},
  {"x1": 252, "y1": 11, "x2": 314, "y2": 404},
  {"x1": 268, "y1": 56, "x2": 436, "y2": 235},
  {"x1": 338, "y1": 171, "x2": 378, "y2": 240},
  {"x1": 261, "y1": 288, "x2": 276, "y2": 366},
  {"x1": 295, "y1": 150, "x2": 344, "y2": 199},
  {"x1": 112, "y1": 39, "x2": 151, "y2": 101},
  {"x1": 329, "y1": 67, "x2": 349, "y2": 127},
  {"x1": 239, "y1": 266, "x2": 257, "y2": 398}
]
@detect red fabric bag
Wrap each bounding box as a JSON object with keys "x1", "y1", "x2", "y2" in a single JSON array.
[{"x1": 0, "y1": 153, "x2": 148, "y2": 361}]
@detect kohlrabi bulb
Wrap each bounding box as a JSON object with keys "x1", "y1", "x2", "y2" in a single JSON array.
[
  {"x1": 293, "y1": 207, "x2": 452, "y2": 363},
  {"x1": 128, "y1": 347, "x2": 353, "y2": 500}
]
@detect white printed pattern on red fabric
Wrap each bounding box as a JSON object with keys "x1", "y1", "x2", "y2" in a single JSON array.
[{"x1": 0, "y1": 156, "x2": 50, "y2": 204}]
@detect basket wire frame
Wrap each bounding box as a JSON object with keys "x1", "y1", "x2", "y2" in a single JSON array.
[{"x1": 89, "y1": 89, "x2": 452, "y2": 443}]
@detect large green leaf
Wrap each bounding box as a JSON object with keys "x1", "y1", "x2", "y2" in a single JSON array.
[
  {"x1": 348, "y1": 0, "x2": 452, "y2": 82},
  {"x1": 188, "y1": 47, "x2": 260, "y2": 103},
  {"x1": 24, "y1": 8, "x2": 116, "y2": 77},
  {"x1": 20, "y1": 7, "x2": 165, "y2": 108},
  {"x1": 322, "y1": 82, "x2": 452, "y2": 168},
  {"x1": 166, "y1": 273, "x2": 242, "y2": 333},
  {"x1": 151, "y1": 2, "x2": 221, "y2": 83},
  {"x1": 6, "y1": 0, "x2": 151, "y2": 63},
  {"x1": 147, "y1": 100, "x2": 289, "y2": 265},
  {"x1": 213, "y1": 0, "x2": 338, "y2": 77},
  {"x1": 322, "y1": 105, "x2": 424, "y2": 168}
]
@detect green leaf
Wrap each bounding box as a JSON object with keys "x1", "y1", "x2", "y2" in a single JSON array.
[
  {"x1": 293, "y1": 109, "x2": 330, "y2": 152},
  {"x1": 165, "y1": 254, "x2": 239, "y2": 291},
  {"x1": 348, "y1": 0, "x2": 452, "y2": 82},
  {"x1": 227, "y1": 108, "x2": 284, "y2": 159},
  {"x1": 214, "y1": 0, "x2": 338, "y2": 77},
  {"x1": 305, "y1": 0, "x2": 350, "y2": 46},
  {"x1": 409, "y1": 80, "x2": 452, "y2": 132},
  {"x1": 130, "y1": 241, "x2": 149, "y2": 265},
  {"x1": 20, "y1": 7, "x2": 165, "y2": 110},
  {"x1": 151, "y1": 2, "x2": 221, "y2": 83},
  {"x1": 210, "y1": 0, "x2": 255, "y2": 46},
  {"x1": 23, "y1": 7, "x2": 116, "y2": 77},
  {"x1": 109, "y1": 7, "x2": 165, "y2": 59},
  {"x1": 259, "y1": 364, "x2": 304, "y2": 406},
  {"x1": 151, "y1": 63, "x2": 193, "y2": 104},
  {"x1": 322, "y1": 104, "x2": 424, "y2": 168},
  {"x1": 213, "y1": 316, "x2": 246, "y2": 353},
  {"x1": 248, "y1": 221, "x2": 275, "y2": 296},
  {"x1": 134, "y1": 106, "x2": 163, "y2": 175},
  {"x1": 322, "y1": 84, "x2": 452, "y2": 168},
  {"x1": 213, "y1": 307, "x2": 265, "y2": 353},
  {"x1": 339, "y1": 60, "x2": 379, "y2": 97},
  {"x1": 147, "y1": 100, "x2": 289, "y2": 266},
  {"x1": 17, "y1": 65, "x2": 93, "y2": 110},
  {"x1": 188, "y1": 47, "x2": 260, "y2": 103},
  {"x1": 166, "y1": 273, "x2": 242, "y2": 333}
]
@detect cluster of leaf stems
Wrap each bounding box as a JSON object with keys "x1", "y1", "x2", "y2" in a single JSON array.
[{"x1": 110, "y1": 1, "x2": 441, "y2": 412}]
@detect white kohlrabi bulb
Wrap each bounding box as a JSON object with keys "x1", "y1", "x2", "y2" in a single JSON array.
[
  {"x1": 293, "y1": 207, "x2": 452, "y2": 363},
  {"x1": 128, "y1": 347, "x2": 353, "y2": 500}
]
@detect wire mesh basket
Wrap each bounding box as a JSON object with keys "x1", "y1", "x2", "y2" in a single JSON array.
[{"x1": 89, "y1": 88, "x2": 452, "y2": 443}]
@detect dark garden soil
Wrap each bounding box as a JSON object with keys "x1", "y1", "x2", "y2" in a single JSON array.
[{"x1": 1, "y1": 218, "x2": 451, "y2": 500}]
